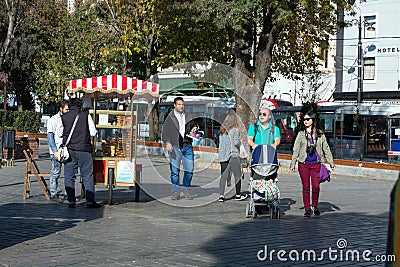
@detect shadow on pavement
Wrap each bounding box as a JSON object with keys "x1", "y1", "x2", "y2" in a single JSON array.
[
  {"x1": 201, "y1": 211, "x2": 390, "y2": 266},
  {"x1": 95, "y1": 188, "x2": 156, "y2": 205},
  {"x1": 0, "y1": 202, "x2": 104, "y2": 250},
  {"x1": 318, "y1": 201, "x2": 341, "y2": 214},
  {"x1": 279, "y1": 198, "x2": 297, "y2": 215}
]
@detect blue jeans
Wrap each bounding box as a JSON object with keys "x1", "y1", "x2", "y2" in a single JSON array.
[
  {"x1": 169, "y1": 146, "x2": 194, "y2": 193},
  {"x1": 64, "y1": 150, "x2": 95, "y2": 203},
  {"x1": 50, "y1": 154, "x2": 61, "y2": 197}
]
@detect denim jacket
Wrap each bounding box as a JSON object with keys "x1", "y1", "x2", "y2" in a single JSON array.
[{"x1": 290, "y1": 131, "x2": 335, "y2": 169}]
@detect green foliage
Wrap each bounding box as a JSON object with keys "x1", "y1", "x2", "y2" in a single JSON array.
[
  {"x1": 94, "y1": 0, "x2": 162, "y2": 78},
  {"x1": 183, "y1": 0, "x2": 353, "y2": 85},
  {"x1": 155, "y1": 0, "x2": 231, "y2": 68},
  {"x1": 0, "y1": 110, "x2": 41, "y2": 132},
  {"x1": 298, "y1": 71, "x2": 324, "y2": 104},
  {"x1": 1, "y1": 0, "x2": 355, "y2": 110},
  {"x1": 0, "y1": 110, "x2": 17, "y2": 128},
  {"x1": 30, "y1": 1, "x2": 118, "y2": 104},
  {"x1": 1, "y1": 0, "x2": 40, "y2": 110}
]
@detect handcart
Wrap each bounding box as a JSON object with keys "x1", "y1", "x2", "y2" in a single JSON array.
[
  {"x1": 67, "y1": 74, "x2": 159, "y2": 204},
  {"x1": 245, "y1": 144, "x2": 280, "y2": 219}
]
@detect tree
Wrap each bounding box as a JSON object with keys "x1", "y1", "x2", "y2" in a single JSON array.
[
  {"x1": 3, "y1": 12, "x2": 45, "y2": 111},
  {"x1": 30, "y1": 1, "x2": 116, "y2": 104},
  {"x1": 94, "y1": 0, "x2": 168, "y2": 79},
  {"x1": 155, "y1": 1, "x2": 231, "y2": 68},
  {"x1": 94, "y1": 0, "x2": 168, "y2": 141},
  {"x1": 0, "y1": 0, "x2": 36, "y2": 110},
  {"x1": 0, "y1": 0, "x2": 26, "y2": 71},
  {"x1": 298, "y1": 71, "x2": 324, "y2": 105},
  {"x1": 172, "y1": 0, "x2": 352, "y2": 136}
]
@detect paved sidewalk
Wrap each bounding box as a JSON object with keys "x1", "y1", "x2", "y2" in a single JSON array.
[{"x1": 0, "y1": 145, "x2": 397, "y2": 266}]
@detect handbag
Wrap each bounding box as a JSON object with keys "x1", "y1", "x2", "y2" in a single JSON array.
[
  {"x1": 58, "y1": 146, "x2": 69, "y2": 163},
  {"x1": 57, "y1": 114, "x2": 79, "y2": 163},
  {"x1": 314, "y1": 142, "x2": 331, "y2": 183},
  {"x1": 318, "y1": 163, "x2": 331, "y2": 183},
  {"x1": 239, "y1": 142, "x2": 249, "y2": 168}
]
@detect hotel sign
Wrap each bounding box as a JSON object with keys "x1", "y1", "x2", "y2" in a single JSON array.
[{"x1": 376, "y1": 47, "x2": 400, "y2": 54}]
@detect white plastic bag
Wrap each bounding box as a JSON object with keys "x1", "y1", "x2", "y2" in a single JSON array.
[
  {"x1": 57, "y1": 146, "x2": 69, "y2": 163},
  {"x1": 239, "y1": 142, "x2": 249, "y2": 168},
  {"x1": 239, "y1": 142, "x2": 249, "y2": 159}
]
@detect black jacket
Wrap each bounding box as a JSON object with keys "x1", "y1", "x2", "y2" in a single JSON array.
[
  {"x1": 162, "y1": 111, "x2": 195, "y2": 147},
  {"x1": 62, "y1": 106, "x2": 92, "y2": 152}
]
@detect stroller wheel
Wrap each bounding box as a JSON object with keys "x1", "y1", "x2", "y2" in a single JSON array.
[
  {"x1": 270, "y1": 205, "x2": 274, "y2": 219},
  {"x1": 272, "y1": 206, "x2": 280, "y2": 219},
  {"x1": 251, "y1": 203, "x2": 257, "y2": 218},
  {"x1": 245, "y1": 203, "x2": 251, "y2": 218}
]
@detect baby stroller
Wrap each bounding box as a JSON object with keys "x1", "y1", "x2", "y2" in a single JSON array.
[{"x1": 245, "y1": 144, "x2": 280, "y2": 219}]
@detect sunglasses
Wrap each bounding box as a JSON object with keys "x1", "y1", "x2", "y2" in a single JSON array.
[
  {"x1": 304, "y1": 118, "x2": 313, "y2": 121},
  {"x1": 258, "y1": 112, "x2": 269, "y2": 117}
]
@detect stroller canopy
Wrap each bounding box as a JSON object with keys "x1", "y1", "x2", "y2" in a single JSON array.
[{"x1": 251, "y1": 144, "x2": 279, "y2": 178}]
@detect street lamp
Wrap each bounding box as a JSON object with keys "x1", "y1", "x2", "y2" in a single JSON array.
[
  {"x1": 345, "y1": 9, "x2": 377, "y2": 161},
  {"x1": 357, "y1": 15, "x2": 363, "y2": 109},
  {"x1": 355, "y1": 16, "x2": 376, "y2": 110}
]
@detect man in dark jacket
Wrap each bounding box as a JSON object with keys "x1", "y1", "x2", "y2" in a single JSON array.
[
  {"x1": 162, "y1": 97, "x2": 195, "y2": 200},
  {"x1": 62, "y1": 98, "x2": 101, "y2": 208}
]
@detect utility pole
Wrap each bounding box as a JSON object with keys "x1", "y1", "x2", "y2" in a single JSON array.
[
  {"x1": 357, "y1": 15, "x2": 365, "y2": 162},
  {"x1": 357, "y1": 15, "x2": 363, "y2": 107}
]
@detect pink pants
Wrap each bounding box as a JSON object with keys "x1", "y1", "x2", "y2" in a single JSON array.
[{"x1": 298, "y1": 162, "x2": 321, "y2": 209}]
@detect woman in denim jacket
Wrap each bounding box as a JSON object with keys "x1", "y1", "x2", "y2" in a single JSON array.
[
  {"x1": 218, "y1": 113, "x2": 247, "y2": 202},
  {"x1": 290, "y1": 111, "x2": 335, "y2": 217}
]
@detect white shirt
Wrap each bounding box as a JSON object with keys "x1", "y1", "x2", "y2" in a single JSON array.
[
  {"x1": 174, "y1": 110, "x2": 186, "y2": 137},
  {"x1": 47, "y1": 112, "x2": 63, "y2": 154},
  {"x1": 88, "y1": 114, "x2": 97, "y2": 137}
]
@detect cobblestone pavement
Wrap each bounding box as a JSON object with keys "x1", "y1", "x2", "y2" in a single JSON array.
[{"x1": 0, "y1": 145, "x2": 397, "y2": 266}]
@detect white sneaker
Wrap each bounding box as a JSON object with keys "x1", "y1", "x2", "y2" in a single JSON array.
[{"x1": 235, "y1": 194, "x2": 248, "y2": 201}]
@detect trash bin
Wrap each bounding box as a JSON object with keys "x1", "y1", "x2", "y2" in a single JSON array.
[{"x1": 3, "y1": 129, "x2": 15, "y2": 148}]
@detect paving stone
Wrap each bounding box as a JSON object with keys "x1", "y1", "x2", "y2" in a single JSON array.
[{"x1": 0, "y1": 144, "x2": 397, "y2": 266}]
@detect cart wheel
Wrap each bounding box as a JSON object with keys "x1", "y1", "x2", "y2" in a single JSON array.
[
  {"x1": 252, "y1": 203, "x2": 257, "y2": 218},
  {"x1": 246, "y1": 203, "x2": 251, "y2": 218},
  {"x1": 134, "y1": 181, "x2": 140, "y2": 202},
  {"x1": 134, "y1": 169, "x2": 141, "y2": 202},
  {"x1": 108, "y1": 168, "x2": 114, "y2": 205}
]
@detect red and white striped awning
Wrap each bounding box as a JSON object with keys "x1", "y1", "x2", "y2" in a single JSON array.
[{"x1": 67, "y1": 74, "x2": 159, "y2": 97}]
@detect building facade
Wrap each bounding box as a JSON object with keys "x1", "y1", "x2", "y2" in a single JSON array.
[{"x1": 335, "y1": 0, "x2": 400, "y2": 102}]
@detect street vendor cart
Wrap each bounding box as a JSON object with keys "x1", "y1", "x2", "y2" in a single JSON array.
[{"x1": 67, "y1": 74, "x2": 159, "y2": 204}]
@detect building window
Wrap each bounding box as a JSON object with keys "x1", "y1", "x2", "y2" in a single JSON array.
[
  {"x1": 319, "y1": 40, "x2": 329, "y2": 69},
  {"x1": 363, "y1": 57, "x2": 375, "y2": 80},
  {"x1": 363, "y1": 15, "x2": 376, "y2": 39},
  {"x1": 323, "y1": 48, "x2": 329, "y2": 68}
]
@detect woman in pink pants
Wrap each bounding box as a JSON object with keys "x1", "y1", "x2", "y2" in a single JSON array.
[{"x1": 290, "y1": 111, "x2": 335, "y2": 217}]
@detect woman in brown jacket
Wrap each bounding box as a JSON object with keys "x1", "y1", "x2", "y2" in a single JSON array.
[{"x1": 290, "y1": 111, "x2": 335, "y2": 217}]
